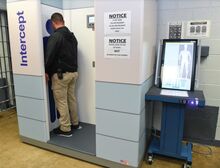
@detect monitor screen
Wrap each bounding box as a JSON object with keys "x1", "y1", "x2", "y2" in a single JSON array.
[{"x1": 160, "y1": 39, "x2": 197, "y2": 91}]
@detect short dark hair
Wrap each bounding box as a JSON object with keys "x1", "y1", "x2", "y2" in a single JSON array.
[{"x1": 51, "y1": 13, "x2": 64, "y2": 23}]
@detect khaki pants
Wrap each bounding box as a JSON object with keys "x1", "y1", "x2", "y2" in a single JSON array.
[{"x1": 52, "y1": 72, "x2": 78, "y2": 132}]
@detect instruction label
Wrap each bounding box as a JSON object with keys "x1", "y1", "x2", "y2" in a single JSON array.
[
  {"x1": 104, "y1": 11, "x2": 131, "y2": 35},
  {"x1": 186, "y1": 20, "x2": 210, "y2": 38},
  {"x1": 104, "y1": 36, "x2": 130, "y2": 58}
]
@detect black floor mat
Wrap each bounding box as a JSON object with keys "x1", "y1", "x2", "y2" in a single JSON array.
[{"x1": 48, "y1": 122, "x2": 96, "y2": 155}]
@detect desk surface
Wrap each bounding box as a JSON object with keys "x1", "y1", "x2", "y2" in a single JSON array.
[{"x1": 145, "y1": 86, "x2": 205, "y2": 107}]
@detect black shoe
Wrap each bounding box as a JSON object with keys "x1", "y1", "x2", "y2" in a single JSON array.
[
  {"x1": 53, "y1": 127, "x2": 72, "y2": 137},
  {"x1": 71, "y1": 124, "x2": 81, "y2": 130}
]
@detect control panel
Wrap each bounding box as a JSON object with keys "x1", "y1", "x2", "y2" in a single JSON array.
[{"x1": 179, "y1": 98, "x2": 199, "y2": 106}]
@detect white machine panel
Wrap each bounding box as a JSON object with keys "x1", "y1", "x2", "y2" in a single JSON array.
[{"x1": 7, "y1": 0, "x2": 44, "y2": 76}]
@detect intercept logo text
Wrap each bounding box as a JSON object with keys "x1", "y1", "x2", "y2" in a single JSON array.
[{"x1": 17, "y1": 10, "x2": 28, "y2": 67}]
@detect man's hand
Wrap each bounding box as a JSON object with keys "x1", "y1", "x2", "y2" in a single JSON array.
[{"x1": 45, "y1": 73, "x2": 49, "y2": 82}]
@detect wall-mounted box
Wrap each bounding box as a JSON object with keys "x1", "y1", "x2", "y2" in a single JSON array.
[
  {"x1": 201, "y1": 46, "x2": 209, "y2": 57},
  {"x1": 87, "y1": 14, "x2": 94, "y2": 28}
]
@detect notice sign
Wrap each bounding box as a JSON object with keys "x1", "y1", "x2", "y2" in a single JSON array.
[
  {"x1": 186, "y1": 20, "x2": 210, "y2": 38},
  {"x1": 104, "y1": 11, "x2": 131, "y2": 35},
  {"x1": 104, "y1": 36, "x2": 130, "y2": 58}
]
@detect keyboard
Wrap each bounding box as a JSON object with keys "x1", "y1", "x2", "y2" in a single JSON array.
[{"x1": 160, "y1": 89, "x2": 189, "y2": 97}]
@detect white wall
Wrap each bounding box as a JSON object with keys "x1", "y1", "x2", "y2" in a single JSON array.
[
  {"x1": 64, "y1": 8, "x2": 96, "y2": 124},
  {"x1": 157, "y1": 0, "x2": 220, "y2": 141},
  {"x1": 63, "y1": 0, "x2": 94, "y2": 10},
  {"x1": 41, "y1": 0, "x2": 62, "y2": 9}
]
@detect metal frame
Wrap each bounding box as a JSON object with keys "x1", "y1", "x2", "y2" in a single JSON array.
[{"x1": 0, "y1": 10, "x2": 16, "y2": 112}]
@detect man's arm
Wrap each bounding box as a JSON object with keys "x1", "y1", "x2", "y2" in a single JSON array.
[{"x1": 45, "y1": 32, "x2": 62, "y2": 72}]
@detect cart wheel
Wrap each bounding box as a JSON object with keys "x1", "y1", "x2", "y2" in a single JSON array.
[
  {"x1": 148, "y1": 160, "x2": 153, "y2": 165},
  {"x1": 183, "y1": 162, "x2": 192, "y2": 168},
  {"x1": 147, "y1": 154, "x2": 153, "y2": 165}
]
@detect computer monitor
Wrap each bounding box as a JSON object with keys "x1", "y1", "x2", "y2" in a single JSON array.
[{"x1": 160, "y1": 39, "x2": 198, "y2": 91}]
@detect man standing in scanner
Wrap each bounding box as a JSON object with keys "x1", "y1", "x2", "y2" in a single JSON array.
[
  {"x1": 45, "y1": 13, "x2": 80, "y2": 137},
  {"x1": 178, "y1": 44, "x2": 192, "y2": 79}
]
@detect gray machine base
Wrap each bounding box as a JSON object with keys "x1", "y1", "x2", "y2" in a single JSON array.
[{"x1": 20, "y1": 135, "x2": 143, "y2": 168}]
